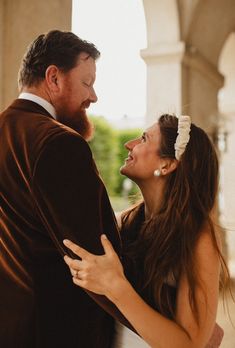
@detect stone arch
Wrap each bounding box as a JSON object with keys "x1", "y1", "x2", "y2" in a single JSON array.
[
  {"x1": 187, "y1": 0, "x2": 235, "y2": 65},
  {"x1": 182, "y1": 0, "x2": 235, "y2": 129}
]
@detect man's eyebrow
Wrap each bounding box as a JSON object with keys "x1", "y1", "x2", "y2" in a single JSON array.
[
  {"x1": 83, "y1": 74, "x2": 93, "y2": 79},
  {"x1": 83, "y1": 74, "x2": 95, "y2": 83}
]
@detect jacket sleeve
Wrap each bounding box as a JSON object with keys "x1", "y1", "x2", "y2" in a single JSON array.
[
  {"x1": 32, "y1": 131, "x2": 135, "y2": 331},
  {"x1": 32, "y1": 131, "x2": 120, "y2": 255}
]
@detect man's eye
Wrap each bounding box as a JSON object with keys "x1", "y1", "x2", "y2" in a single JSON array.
[{"x1": 83, "y1": 82, "x2": 90, "y2": 87}]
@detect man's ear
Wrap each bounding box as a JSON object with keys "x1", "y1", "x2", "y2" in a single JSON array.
[
  {"x1": 160, "y1": 159, "x2": 178, "y2": 175},
  {"x1": 45, "y1": 65, "x2": 60, "y2": 92}
]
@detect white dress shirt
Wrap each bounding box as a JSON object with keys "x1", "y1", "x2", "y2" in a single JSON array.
[{"x1": 18, "y1": 92, "x2": 56, "y2": 119}]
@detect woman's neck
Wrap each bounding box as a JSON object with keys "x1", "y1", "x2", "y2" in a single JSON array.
[{"x1": 138, "y1": 180, "x2": 164, "y2": 220}]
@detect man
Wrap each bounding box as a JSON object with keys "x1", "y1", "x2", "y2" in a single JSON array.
[{"x1": 0, "y1": 30, "x2": 121, "y2": 348}]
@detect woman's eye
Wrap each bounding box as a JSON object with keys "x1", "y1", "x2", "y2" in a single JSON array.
[{"x1": 141, "y1": 135, "x2": 146, "y2": 142}]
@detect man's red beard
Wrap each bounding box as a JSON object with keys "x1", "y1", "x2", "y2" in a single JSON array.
[{"x1": 57, "y1": 108, "x2": 94, "y2": 141}]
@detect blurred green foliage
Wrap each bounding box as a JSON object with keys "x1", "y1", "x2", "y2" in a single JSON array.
[
  {"x1": 89, "y1": 115, "x2": 141, "y2": 198},
  {"x1": 89, "y1": 116, "x2": 118, "y2": 195},
  {"x1": 115, "y1": 128, "x2": 141, "y2": 196}
]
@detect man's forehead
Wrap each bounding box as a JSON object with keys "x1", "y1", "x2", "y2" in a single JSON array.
[
  {"x1": 73, "y1": 55, "x2": 96, "y2": 78},
  {"x1": 77, "y1": 52, "x2": 97, "y2": 66},
  {"x1": 78, "y1": 52, "x2": 91, "y2": 61},
  {"x1": 76, "y1": 54, "x2": 96, "y2": 72}
]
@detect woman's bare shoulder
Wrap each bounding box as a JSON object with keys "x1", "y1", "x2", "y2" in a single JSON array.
[
  {"x1": 115, "y1": 212, "x2": 123, "y2": 229},
  {"x1": 194, "y1": 222, "x2": 221, "y2": 268}
]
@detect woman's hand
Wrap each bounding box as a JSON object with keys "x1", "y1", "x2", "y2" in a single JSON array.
[{"x1": 63, "y1": 234, "x2": 127, "y2": 300}]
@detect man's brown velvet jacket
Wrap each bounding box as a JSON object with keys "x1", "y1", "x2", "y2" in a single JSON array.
[{"x1": 0, "y1": 99, "x2": 121, "y2": 348}]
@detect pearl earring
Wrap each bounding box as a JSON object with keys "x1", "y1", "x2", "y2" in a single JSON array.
[{"x1": 154, "y1": 169, "x2": 161, "y2": 177}]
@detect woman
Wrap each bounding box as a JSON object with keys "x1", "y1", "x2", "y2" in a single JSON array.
[{"x1": 64, "y1": 114, "x2": 228, "y2": 347}]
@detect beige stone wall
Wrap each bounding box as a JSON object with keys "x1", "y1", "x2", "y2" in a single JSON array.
[
  {"x1": 178, "y1": 0, "x2": 199, "y2": 38},
  {"x1": 182, "y1": 50, "x2": 224, "y2": 131},
  {"x1": 219, "y1": 33, "x2": 235, "y2": 274},
  {"x1": 0, "y1": 0, "x2": 72, "y2": 109},
  {"x1": 0, "y1": 1, "x2": 4, "y2": 108}
]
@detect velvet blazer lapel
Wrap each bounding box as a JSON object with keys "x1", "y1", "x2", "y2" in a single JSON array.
[{"x1": 9, "y1": 98, "x2": 54, "y2": 120}]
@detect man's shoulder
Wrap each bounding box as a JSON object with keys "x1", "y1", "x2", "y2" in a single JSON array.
[
  {"x1": 40, "y1": 125, "x2": 89, "y2": 153},
  {"x1": 4, "y1": 98, "x2": 86, "y2": 139},
  {"x1": 0, "y1": 99, "x2": 90, "y2": 163}
]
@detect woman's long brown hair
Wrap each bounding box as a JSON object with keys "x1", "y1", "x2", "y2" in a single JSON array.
[{"x1": 121, "y1": 114, "x2": 229, "y2": 322}]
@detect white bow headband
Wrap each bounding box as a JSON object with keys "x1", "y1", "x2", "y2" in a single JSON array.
[{"x1": 174, "y1": 115, "x2": 191, "y2": 160}]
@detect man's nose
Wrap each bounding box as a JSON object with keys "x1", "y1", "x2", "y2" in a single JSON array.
[{"x1": 90, "y1": 87, "x2": 98, "y2": 103}]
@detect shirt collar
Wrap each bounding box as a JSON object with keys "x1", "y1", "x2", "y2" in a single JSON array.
[{"x1": 18, "y1": 92, "x2": 56, "y2": 119}]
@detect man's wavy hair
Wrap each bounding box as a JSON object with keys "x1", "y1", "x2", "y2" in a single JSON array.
[{"x1": 18, "y1": 30, "x2": 100, "y2": 89}]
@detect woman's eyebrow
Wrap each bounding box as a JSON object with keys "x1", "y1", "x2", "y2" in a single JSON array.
[{"x1": 143, "y1": 131, "x2": 151, "y2": 139}]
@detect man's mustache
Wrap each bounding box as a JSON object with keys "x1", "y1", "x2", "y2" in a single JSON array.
[{"x1": 81, "y1": 100, "x2": 90, "y2": 109}]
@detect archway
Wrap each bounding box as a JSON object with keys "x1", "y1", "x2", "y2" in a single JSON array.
[
  {"x1": 182, "y1": 0, "x2": 235, "y2": 129},
  {"x1": 218, "y1": 32, "x2": 235, "y2": 277}
]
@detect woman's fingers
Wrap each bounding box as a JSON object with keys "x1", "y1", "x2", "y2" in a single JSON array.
[
  {"x1": 70, "y1": 268, "x2": 81, "y2": 278},
  {"x1": 63, "y1": 239, "x2": 91, "y2": 259},
  {"x1": 72, "y1": 276, "x2": 88, "y2": 289},
  {"x1": 64, "y1": 255, "x2": 83, "y2": 271},
  {"x1": 62, "y1": 236, "x2": 125, "y2": 296},
  {"x1": 63, "y1": 236, "x2": 116, "y2": 260},
  {"x1": 64, "y1": 256, "x2": 85, "y2": 280},
  {"x1": 100, "y1": 234, "x2": 116, "y2": 256}
]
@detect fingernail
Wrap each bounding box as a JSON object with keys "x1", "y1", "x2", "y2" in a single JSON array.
[
  {"x1": 63, "y1": 239, "x2": 69, "y2": 245},
  {"x1": 101, "y1": 234, "x2": 107, "y2": 239}
]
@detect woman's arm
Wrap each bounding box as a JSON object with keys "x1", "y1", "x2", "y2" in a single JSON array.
[
  {"x1": 174, "y1": 231, "x2": 220, "y2": 347},
  {"x1": 64, "y1": 229, "x2": 220, "y2": 348}
]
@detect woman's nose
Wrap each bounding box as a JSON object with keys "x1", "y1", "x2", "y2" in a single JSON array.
[
  {"x1": 124, "y1": 141, "x2": 131, "y2": 150},
  {"x1": 124, "y1": 139, "x2": 138, "y2": 150}
]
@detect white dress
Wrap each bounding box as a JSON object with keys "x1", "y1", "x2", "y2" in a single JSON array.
[
  {"x1": 112, "y1": 273, "x2": 176, "y2": 348},
  {"x1": 113, "y1": 321, "x2": 151, "y2": 348}
]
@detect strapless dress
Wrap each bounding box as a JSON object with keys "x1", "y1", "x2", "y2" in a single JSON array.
[
  {"x1": 113, "y1": 321, "x2": 151, "y2": 348},
  {"x1": 112, "y1": 272, "x2": 176, "y2": 348}
]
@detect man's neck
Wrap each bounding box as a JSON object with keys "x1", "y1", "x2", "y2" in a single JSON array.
[
  {"x1": 19, "y1": 87, "x2": 56, "y2": 119},
  {"x1": 21, "y1": 85, "x2": 50, "y2": 103}
]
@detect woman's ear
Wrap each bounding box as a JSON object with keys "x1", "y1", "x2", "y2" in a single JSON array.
[
  {"x1": 160, "y1": 159, "x2": 178, "y2": 175},
  {"x1": 45, "y1": 65, "x2": 60, "y2": 92}
]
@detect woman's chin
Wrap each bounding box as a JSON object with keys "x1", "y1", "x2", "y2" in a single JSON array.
[
  {"x1": 120, "y1": 166, "x2": 135, "y2": 181},
  {"x1": 120, "y1": 165, "x2": 127, "y2": 176},
  {"x1": 120, "y1": 165, "x2": 131, "y2": 176}
]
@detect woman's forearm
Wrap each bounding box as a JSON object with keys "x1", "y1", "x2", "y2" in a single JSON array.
[
  {"x1": 63, "y1": 236, "x2": 217, "y2": 348},
  {"x1": 108, "y1": 279, "x2": 193, "y2": 348}
]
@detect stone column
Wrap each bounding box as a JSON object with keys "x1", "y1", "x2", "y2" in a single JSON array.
[
  {"x1": 141, "y1": 41, "x2": 185, "y2": 126},
  {"x1": 182, "y1": 47, "x2": 224, "y2": 132},
  {"x1": 141, "y1": 0, "x2": 183, "y2": 125},
  {"x1": 0, "y1": 0, "x2": 72, "y2": 110}
]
